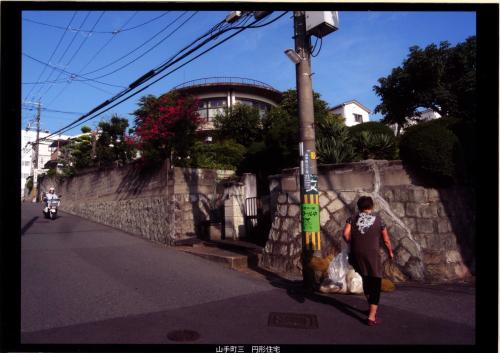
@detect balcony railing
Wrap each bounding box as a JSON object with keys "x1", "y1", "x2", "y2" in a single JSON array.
[{"x1": 172, "y1": 77, "x2": 281, "y2": 93}]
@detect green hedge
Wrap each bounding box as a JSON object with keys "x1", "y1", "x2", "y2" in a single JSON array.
[{"x1": 399, "y1": 121, "x2": 462, "y2": 185}]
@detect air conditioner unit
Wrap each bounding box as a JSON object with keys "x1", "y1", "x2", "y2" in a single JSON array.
[{"x1": 305, "y1": 11, "x2": 339, "y2": 38}]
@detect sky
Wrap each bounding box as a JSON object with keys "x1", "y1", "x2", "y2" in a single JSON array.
[{"x1": 21, "y1": 10, "x2": 476, "y2": 137}]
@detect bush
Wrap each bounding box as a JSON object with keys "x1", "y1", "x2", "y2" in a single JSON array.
[
  {"x1": 348, "y1": 121, "x2": 395, "y2": 137},
  {"x1": 189, "y1": 140, "x2": 246, "y2": 170},
  {"x1": 316, "y1": 120, "x2": 357, "y2": 164},
  {"x1": 348, "y1": 122, "x2": 398, "y2": 160},
  {"x1": 399, "y1": 121, "x2": 462, "y2": 185}
]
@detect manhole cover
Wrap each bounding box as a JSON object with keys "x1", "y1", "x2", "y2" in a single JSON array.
[
  {"x1": 166, "y1": 329, "x2": 200, "y2": 342},
  {"x1": 268, "y1": 312, "x2": 318, "y2": 329}
]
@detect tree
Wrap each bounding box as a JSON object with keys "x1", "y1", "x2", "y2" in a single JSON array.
[
  {"x1": 373, "y1": 36, "x2": 476, "y2": 135},
  {"x1": 80, "y1": 125, "x2": 92, "y2": 133},
  {"x1": 95, "y1": 115, "x2": 135, "y2": 167},
  {"x1": 213, "y1": 104, "x2": 262, "y2": 147},
  {"x1": 254, "y1": 89, "x2": 338, "y2": 173},
  {"x1": 132, "y1": 91, "x2": 200, "y2": 164}
]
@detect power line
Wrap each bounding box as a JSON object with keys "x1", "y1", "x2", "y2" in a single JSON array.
[
  {"x1": 78, "y1": 11, "x2": 191, "y2": 78},
  {"x1": 32, "y1": 11, "x2": 93, "y2": 101},
  {"x1": 22, "y1": 11, "x2": 77, "y2": 104},
  {"x1": 22, "y1": 52, "x2": 126, "y2": 88},
  {"x1": 41, "y1": 12, "x2": 106, "y2": 103},
  {"x1": 39, "y1": 12, "x2": 288, "y2": 140},
  {"x1": 22, "y1": 11, "x2": 169, "y2": 34},
  {"x1": 77, "y1": 11, "x2": 139, "y2": 74}
]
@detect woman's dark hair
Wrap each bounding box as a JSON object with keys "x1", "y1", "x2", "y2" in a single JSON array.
[{"x1": 357, "y1": 196, "x2": 374, "y2": 211}]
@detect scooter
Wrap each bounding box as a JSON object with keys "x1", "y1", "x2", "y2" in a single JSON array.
[{"x1": 43, "y1": 198, "x2": 60, "y2": 220}]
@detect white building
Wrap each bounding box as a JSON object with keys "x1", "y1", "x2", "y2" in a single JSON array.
[
  {"x1": 21, "y1": 130, "x2": 71, "y2": 198},
  {"x1": 329, "y1": 100, "x2": 371, "y2": 127},
  {"x1": 389, "y1": 108, "x2": 442, "y2": 135},
  {"x1": 171, "y1": 77, "x2": 282, "y2": 141}
]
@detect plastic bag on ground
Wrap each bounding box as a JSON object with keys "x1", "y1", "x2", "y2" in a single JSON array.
[{"x1": 320, "y1": 249, "x2": 364, "y2": 294}]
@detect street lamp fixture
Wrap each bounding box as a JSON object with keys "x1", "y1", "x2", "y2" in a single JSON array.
[{"x1": 284, "y1": 48, "x2": 302, "y2": 64}]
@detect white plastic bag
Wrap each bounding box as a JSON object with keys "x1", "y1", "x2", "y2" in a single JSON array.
[{"x1": 320, "y1": 249, "x2": 364, "y2": 294}]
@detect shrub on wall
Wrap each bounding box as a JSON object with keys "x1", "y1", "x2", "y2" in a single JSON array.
[
  {"x1": 188, "y1": 140, "x2": 246, "y2": 170},
  {"x1": 349, "y1": 122, "x2": 398, "y2": 160},
  {"x1": 348, "y1": 121, "x2": 395, "y2": 137},
  {"x1": 399, "y1": 121, "x2": 461, "y2": 185}
]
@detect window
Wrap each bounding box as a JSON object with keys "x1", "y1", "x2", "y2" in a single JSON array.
[
  {"x1": 235, "y1": 98, "x2": 271, "y2": 117},
  {"x1": 197, "y1": 98, "x2": 226, "y2": 122},
  {"x1": 353, "y1": 113, "x2": 363, "y2": 123}
]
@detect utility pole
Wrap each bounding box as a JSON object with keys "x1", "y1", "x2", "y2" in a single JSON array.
[
  {"x1": 33, "y1": 101, "x2": 41, "y2": 170},
  {"x1": 293, "y1": 11, "x2": 322, "y2": 291}
]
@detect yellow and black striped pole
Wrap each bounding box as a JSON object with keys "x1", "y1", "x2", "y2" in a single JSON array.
[{"x1": 300, "y1": 147, "x2": 321, "y2": 253}]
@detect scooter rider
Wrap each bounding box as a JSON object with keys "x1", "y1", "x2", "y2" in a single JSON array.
[{"x1": 43, "y1": 187, "x2": 59, "y2": 212}]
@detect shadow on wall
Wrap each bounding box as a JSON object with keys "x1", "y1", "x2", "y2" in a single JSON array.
[
  {"x1": 181, "y1": 168, "x2": 209, "y2": 240},
  {"x1": 115, "y1": 160, "x2": 167, "y2": 199},
  {"x1": 403, "y1": 164, "x2": 475, "y2": 276}
]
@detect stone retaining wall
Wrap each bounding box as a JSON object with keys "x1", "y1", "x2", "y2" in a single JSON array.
[
  {"x1": 39, "y1": 161, "x2": 234, "y2": 244},
  {"x1": 260, "y1": 160, "x2": 474, "y2": 283}
]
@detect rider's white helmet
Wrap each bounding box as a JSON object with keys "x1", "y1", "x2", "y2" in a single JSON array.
[{"x1": 49, "y1": 187, "x2": 55, "y2": 192}]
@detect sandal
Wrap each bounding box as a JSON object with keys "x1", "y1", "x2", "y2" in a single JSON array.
[{"x1": 367, "y1": 317, "x2": 382, "y2": 326}]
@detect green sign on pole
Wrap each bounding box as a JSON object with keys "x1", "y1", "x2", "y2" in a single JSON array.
[{"x1": 301, "y1": 203, "x2": 320, "y2": 232}]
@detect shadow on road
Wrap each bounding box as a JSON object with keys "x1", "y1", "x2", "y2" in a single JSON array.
[
  {"x1": 247, "y1": 260, "x2": 367, "y2": 324},
  {"x1": 21, "y1": 216, "x2": 39, "y2": 236}
]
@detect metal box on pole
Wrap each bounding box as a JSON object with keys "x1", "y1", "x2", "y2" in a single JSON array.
[{"x1": 305, "y1": 11, "x2": 339, "y2": 38}]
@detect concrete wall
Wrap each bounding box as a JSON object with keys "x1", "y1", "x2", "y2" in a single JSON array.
[
  {"x1": 261, "y1": 160, "x2": 475, "y2": 283},
  {"x1": 39, "y1": 160, "x2": 234, "y2": 245}
]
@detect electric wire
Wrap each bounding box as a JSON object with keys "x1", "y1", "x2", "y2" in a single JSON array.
[
  {"x1": 22, "y1": 52, "x2": 126, "y2": 88},
  {"x1": 38, "y1": 12, "x2": 287, "y2": 141},
  {"x1": 311, "y1": 36, "x2": 323, "y2": 57},
  {"x1": 78, "y1": 11, "x2": 139, "y2": 74},
  {"x1": 78, "y1": 11, "x2": 191, "y2": 78},
  {"x1": 32, "y1": 11, "x2": 92, "y2": 101},
  {"x1": 41, "y1": 12, "x2": 106, "y2": 104},
  {"x1": 22, "y1": 11, "x2": 77, "y2": 104},
  {"x1": 22, "y1": 11, "x2": 169, "y2": 34}
]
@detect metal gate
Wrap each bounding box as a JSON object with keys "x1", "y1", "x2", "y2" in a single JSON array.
[{"x1": 244, "y1": 197, "x2": 259, "y2": 239}]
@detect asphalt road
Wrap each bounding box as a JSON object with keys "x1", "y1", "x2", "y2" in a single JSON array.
[{"x1": 21, "y1": 203, "x2": 475, "y2": 345}]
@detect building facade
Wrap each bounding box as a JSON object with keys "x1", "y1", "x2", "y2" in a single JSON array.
[
  {"x1": 21, "y1": 130, "x2": 71, "y2": 198},
  {"x1": 329, "y1": 99, "x2": 371, "y2": 127},
  {"x1": 389, "y1": 108, "x2": 442, "y2": 135},
  {"x1": 171, "y1": 77, "x2": 283, "y2": 140}
]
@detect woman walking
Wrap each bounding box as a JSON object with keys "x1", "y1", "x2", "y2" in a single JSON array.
[{"x1": 343, "y1": 196, "x2": 394, "y2": 326}]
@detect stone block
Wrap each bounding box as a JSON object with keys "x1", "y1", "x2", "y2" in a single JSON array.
[
  {"x1": 400, "y1": 236, "x2": 420, "y2": 258},
  {"x1": 422, "y1": 249, "x2": 444, "y2": 265},
  {"x1": 402, "y1": 217, "x2": 417, "y2": 233},
  {"x1": 408, "y1": 187, "x2": 427, "y2": 203},
  {"x1": 390, "y1": 202, "x2": 405, "y2": 218},
  {"x1": 437, "y1": 219, "x2": 451, "y2": 233},
  {"x1": 419, "y1": 204, "x2": 438, "y2": 218},
  {"x1": 287, "y1": 192, "x2": 301, "y2": 204},
  {"x1": 436, "y1": 203, "x2": 448, "y2": 217},
  {"x1": 281, "y1": 176, "x2": 298, "y2": 192},
  {"x1": 417, "y1": 219, "x2": 434, "y2": 234},
  {"x1": 319, "y1": 193, "x2": 331, "y2": 208},
  {"x1": 382, "y1": 189, "x2": 394, "y2": 201},
  {"x1": 339, "y1": 191, "x2": 357, "y2": 205},
  {"x1": 440, "y1": 233, "x2": 458, "y2": 250},
  {"x1": 277, "y1": 193, "x2": 287, "y2": 204},
  {"x1": 320, "y1": 208, "x2": 330, "y2": 227},
  {"x1": 405, "y1": 203, "x2": 420, "y2": 217},
  {"x1": 327, "y1": 198, "x2": 345, "y2": 214},
  {"x1": 287, "y1": 204, "x2": 300, "y2": 218},
  {"x1": 427, "y1": 188, "x2": 441, "y2": 202},
  {"x1": 395, "y1": 247, "x2": 411, "y2": 266},
  {"x1": 445, "y1": 250, "x2": 463, "y2": 264},
  {"x1": 278, "y1": 204, "x2": 288, "y2": 217},
  {"x1": 412, "y1": 233, "x2": 427, "y2": 248},
  {"x1": 393, "y1": 188, "x2": 409, "y2": 202}
]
